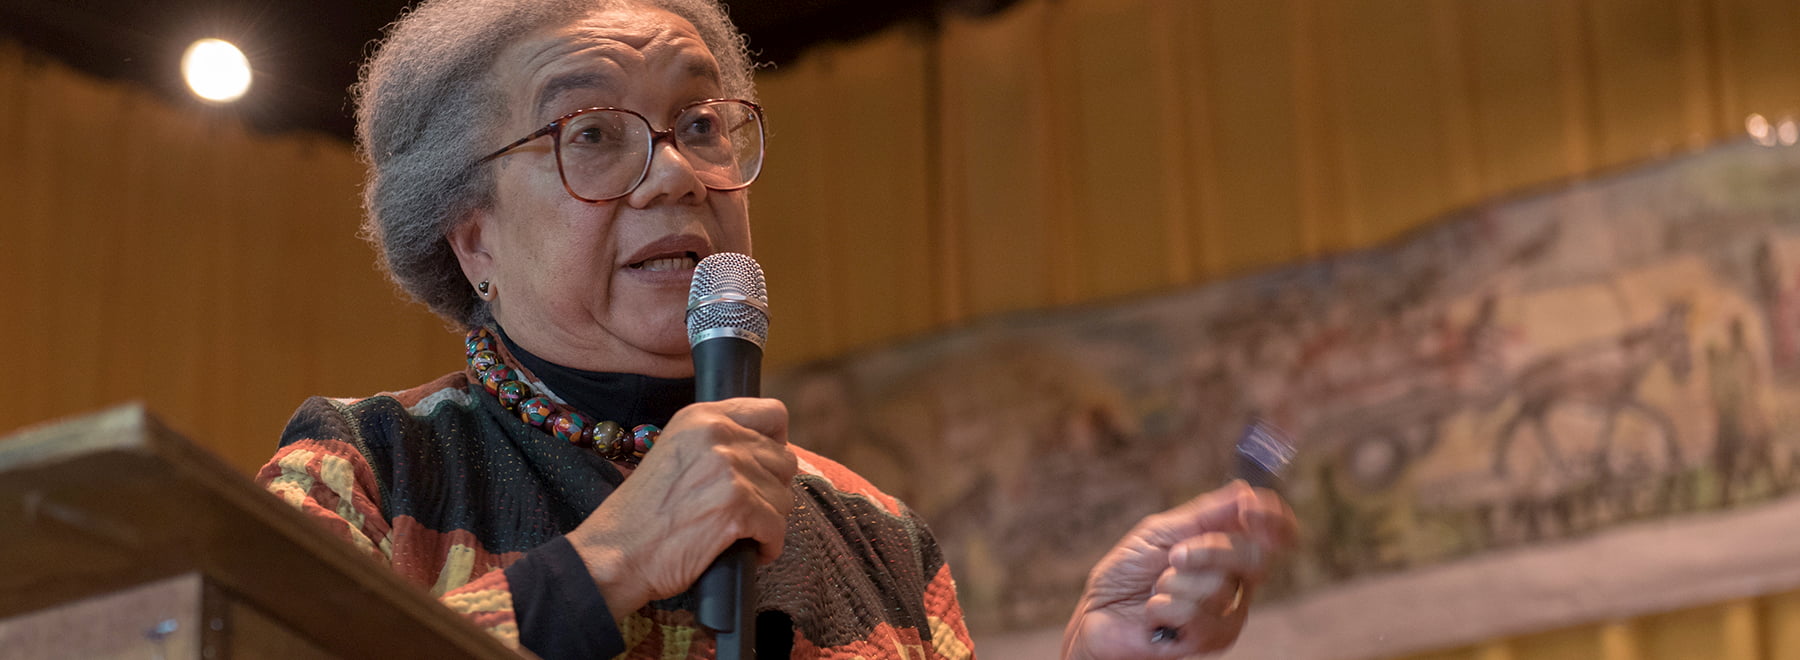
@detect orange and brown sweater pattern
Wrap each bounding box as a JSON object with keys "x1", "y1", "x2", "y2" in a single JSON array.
[{"x1": 255, "y1": 371, "x2": 976, "y2": 659}]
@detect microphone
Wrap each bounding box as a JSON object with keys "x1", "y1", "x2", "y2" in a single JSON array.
[
  {"x1": 687, "y1": 252, "x2": 770, "y2": 660},
  {"x1": 1233, "y1": 419, "x2": 1295, "y2": 491}
]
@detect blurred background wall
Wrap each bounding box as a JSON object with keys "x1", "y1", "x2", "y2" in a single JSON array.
[{"x1": 5, "y1": 0, "x2": 1800, "y2": 657}]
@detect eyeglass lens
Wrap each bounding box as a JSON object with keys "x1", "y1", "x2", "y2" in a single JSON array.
[{"x1": 558, "y1": 100, "x2": 763, "y2": 201}]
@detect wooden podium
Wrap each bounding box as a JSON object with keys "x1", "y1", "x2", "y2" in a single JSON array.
[{"x1": 0, "y1": 405, "x2": 517, "y2": 659}]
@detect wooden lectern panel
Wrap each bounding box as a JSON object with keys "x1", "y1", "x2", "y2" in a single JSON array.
[
  {"x1": 0, "y1": 405, "x2": 517, "y2": 659},
  {"x1": 0, "y1": 574, "x2": 209, "y2": 659},
  {"x1": 0, "y1": 572, "x2": 343, "y2": 660}
]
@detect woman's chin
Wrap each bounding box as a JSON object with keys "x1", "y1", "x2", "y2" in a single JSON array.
[{"x1": 622, "y1": 316, "x2": 696, "y2": 361}]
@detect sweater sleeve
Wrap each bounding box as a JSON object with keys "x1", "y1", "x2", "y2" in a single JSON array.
[
  {"x1": 256, "y1": 396, "x2": 630, "y2": 658},
  {"x1": 503, "y1": 536, "x2": 625, "y2": 658},
  {"x1": 911, "y1": 510, "x2": 979, "y2": 660},
  {"x1": 254, "y1": 435, "x2": 525, "y2": 649}
]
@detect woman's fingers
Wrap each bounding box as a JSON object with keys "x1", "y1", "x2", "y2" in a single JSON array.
[
  {"x1": 738, "y1": 449, "x2": 798, "y2": 564},
  {"x1": 1150, "y1": 569, "x2": 1232, "y2": 620},
  {"x1": 1145, "y1": 532, "x2": 1267, "y2": 631},
  {"x1": 715, "y1": 397, "x2": 789, "y2": 444},
  {"x1": 697, "y1": 398, "x2": 799, "y2": 485},
  {"x1": 580, "y1": 397, "x2": 799, "y2": 599},
  {"x1": 1236, "y1": 485, "x2": 1301, "y2": 548},
  {"x1": 675, "y1": 399, "x2": 798, "y2": 563},
  {"x1": 1171, "y1": 532, "x2": 1272, "y2": 583}
]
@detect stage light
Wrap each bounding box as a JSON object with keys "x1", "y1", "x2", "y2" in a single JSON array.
[
  {"x1": 1746, "y1": 113, "x2": 1775, "y2": 146},
  {"x1": 182, "y1": 38, "x2": 251, "y2": 103}
]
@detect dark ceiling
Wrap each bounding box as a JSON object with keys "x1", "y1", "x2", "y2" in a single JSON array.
[{"x1": 1, "y1": 0, "x2": 1015, "y2": 141}]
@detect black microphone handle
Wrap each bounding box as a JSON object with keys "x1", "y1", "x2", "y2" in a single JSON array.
[
  {"x1": 697, "y1": 541, "x2": 757, "y2": 656},
  {"x1": 691, "y1": 336, "x2": 762, "y2": 660},
  {"x1": 693, "y1": 337, "x2": 762, "y2": 402}
]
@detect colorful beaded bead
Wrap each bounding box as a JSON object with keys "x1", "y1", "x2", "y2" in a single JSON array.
[
  {"x1": 600, "y1": 425, "x2": 636, "y2": 461},
  {"x1": 631, "y1": 424, "x2": 658, "y2": 459},
  {"x1": 496, "y1": 380, "x2": 530, "y2": 410},
  {"x1": 551, "y1": 411, "x2": 591, "y2": 445},
  {"x1": 518, "y1": 396, "x2": 556, "y2": 426},
  {"x1": 481, "y1": 364, "x2": 516, "y2": 394},
  {"x1": 465, "y1": 328, "x2": 661, "y2": 466},
  {"x1": 591, "y1": 420, "x2": 624, "y2": 449}
]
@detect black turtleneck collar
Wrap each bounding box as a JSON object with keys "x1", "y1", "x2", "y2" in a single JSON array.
[{"x1": 495, "y1": 326, "x2": 695, "y2": 429}]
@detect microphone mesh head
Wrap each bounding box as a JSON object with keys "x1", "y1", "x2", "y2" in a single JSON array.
[{"x1": 687, "y1": 252, "x2": 769, "y2": 348}]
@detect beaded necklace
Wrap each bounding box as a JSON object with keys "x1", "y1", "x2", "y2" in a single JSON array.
[{"x1": 465, "y1": 328, "x2": 660, "y2": 464}]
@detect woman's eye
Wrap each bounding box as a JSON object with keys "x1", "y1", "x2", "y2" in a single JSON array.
[
  {"x1": 682, "y1": 114, "x2": 721, "y2": 140},
  {"x1": 571, "y1": 126, "x2": 614, "y2": 145}
]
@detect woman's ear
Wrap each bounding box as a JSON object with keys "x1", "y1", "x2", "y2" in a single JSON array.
[{"x1": 445, "y1": 209, "x2": 495, "y2": 288}]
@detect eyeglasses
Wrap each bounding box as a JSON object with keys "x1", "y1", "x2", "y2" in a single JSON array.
[{"x1": 477, "y1": 98, "x2": 765, "y2": 203}]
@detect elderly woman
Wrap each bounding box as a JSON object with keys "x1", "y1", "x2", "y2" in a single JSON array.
[{"x1": 255, "y1": 0, "x2": 1297, "y2": 658}]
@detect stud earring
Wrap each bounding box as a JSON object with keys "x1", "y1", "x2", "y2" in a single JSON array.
[{"x1": 477, "y1": 280, "x2": 492, "y2": 298}]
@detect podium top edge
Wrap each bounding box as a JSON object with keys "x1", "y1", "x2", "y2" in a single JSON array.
[{"x1": 0, "y1": 403, "x2": 163, "y2": 474}]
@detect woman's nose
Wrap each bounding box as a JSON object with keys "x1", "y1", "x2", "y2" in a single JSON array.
[{"x1": 625, "y1": 136, "x2": 707, "y2": 208}]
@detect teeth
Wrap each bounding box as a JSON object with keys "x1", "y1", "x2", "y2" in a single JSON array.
[{"x1": 635, "y1": 256, "x2": 696, "y2": 272}]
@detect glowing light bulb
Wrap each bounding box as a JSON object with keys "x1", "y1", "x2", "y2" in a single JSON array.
[{"x1": 182, "y1": 39, "x2": 251, "y2": 102}]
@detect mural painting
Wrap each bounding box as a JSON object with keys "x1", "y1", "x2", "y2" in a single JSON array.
[{"x1": 769, "y1": 143, "x2": 1800, "y2": 632}]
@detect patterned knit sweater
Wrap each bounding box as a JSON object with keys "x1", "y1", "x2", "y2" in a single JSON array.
[{"x1": 254, "y1": 369, "x2": 976, "y2": 659}]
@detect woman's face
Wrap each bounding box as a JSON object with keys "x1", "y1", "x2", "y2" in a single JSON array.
[{"x1": 450, "y1": 6, "x2": 751, "y2": 377}]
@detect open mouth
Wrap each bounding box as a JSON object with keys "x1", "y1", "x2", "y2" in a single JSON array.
[{"x1": 627, "y1": 251, "x2": 700, "y2": 271}]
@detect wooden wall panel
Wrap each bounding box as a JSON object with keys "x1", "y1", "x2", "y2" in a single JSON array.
[
  {"x1": 1718, "y1": 600, "x2": 1763, "y2": 660},
  {"x1": 1324, "y1": 0, "x2": 1462, "y2": 246},
  {"x1": 1196, "y1": 0, "x2": 1311, "y2": 275},
  {"x1": 1147, "y1": 0, "x2": 1202, "y2": 286},
  {"x1": 1640, "y1": 605, "x2": 1730, "y2": 660},
  {"x1": 1464, "y1": 0, "x2": 1582, "y2": 198},
  {"x1": 752, "y1": 28, "x2": 937, "y2": 363},
  {"x1": 9, "y1": 48, "x2": 57, "y2": 426},
  {"x1": 747, "y1": 53, "x2": 842, "y2": 364},
  {"x1": 1059, "y1": 0, "x2": 1178, "y2": 301},
  {"x1": 814, "y1": 29, "x2": 937, "y2": 354},
  {"x1": 935, "y1": 3, "x2": 1065, "y2": 319},
  {"x1": 1586, "y1": 0, "x2": 1695, "y2": 169},
  {"x1": 1766, "y1": 589, "x2": 1800, "y2": 659},
  {"x1": 1394, "y1": 596, "x2": 1785, "y2": 660},
  {"x1": 1496, "y1": 626, "x2": 1602, "y2": 660},
  {"x1": 1712, "y1": 0, "x2": 1800, "y2": 124}
]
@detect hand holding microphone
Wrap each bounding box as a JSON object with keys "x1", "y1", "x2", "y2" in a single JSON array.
[{"x1": 560, "y1": 253, "x2": 794, "y2": 635}]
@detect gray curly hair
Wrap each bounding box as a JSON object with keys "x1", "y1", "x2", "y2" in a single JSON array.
[{"x1": 354, "y1": 0, "x2": 758, "y2": 329}]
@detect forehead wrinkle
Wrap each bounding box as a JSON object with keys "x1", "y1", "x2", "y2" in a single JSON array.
[
  {"x1": 655, "y1": 28, "x2": 721, "y2": 85},
  {"x1": 679, "y1": 55, "x2": 721, "y2": 87},
  {"x1": 533, "y1": 70, "x2": 619, "y2": 118},
  {"x1": 519, "y1": 39, "x2": 641, "y2": 119},
  {"x1": 511, "y1": 11, "x2": 723, "y2": 124}
]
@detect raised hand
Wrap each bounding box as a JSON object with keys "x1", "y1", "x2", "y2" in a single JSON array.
[{"x1": 1063, "y1": 481, "x2": 1298, "y2": 660}]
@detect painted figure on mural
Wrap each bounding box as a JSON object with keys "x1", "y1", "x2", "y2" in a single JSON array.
[
  {"x1": 1708, "y1": 317, "x2": 1774, "y2": 505},
  {"x1": 1754, "y1": 238, "x2": 1800, "y2": 378},
  {"x1": 1490, "y1": 302, "x2": 1692, "y2": 480}
]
